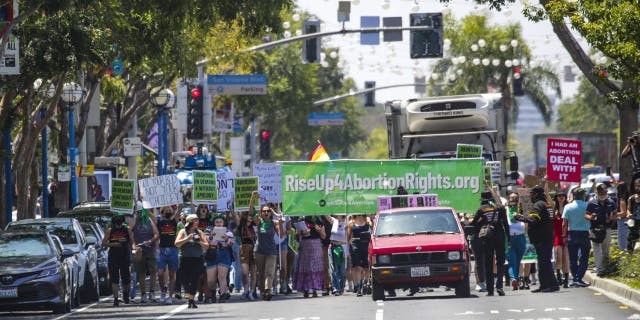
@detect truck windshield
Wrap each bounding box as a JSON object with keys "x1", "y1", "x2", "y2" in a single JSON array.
[{"x1": 375, "y1": 210, "x2": 460, "y2": 237}]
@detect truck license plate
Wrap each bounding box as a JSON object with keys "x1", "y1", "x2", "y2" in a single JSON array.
[
  {"x1": 410, "y1": 266, "x2": 430, "y2": 277},
  {"x1": 0, "y1": 287, "x2": 17, "y2": 298}
]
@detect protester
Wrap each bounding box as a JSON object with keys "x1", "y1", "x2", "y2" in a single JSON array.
[
  {"x1": 194, "y1": 204, "x2": 213, "y2": 302},
  {"x1": 235, "y1": 207, "x2": 258, "y2": 301},
  {"x1": 472, "y1": 185, "x2": 509, "y2": 297},
  {"x1": 250, "y1": 191, "x2": 282, "y2": 301},
  {"x1": 506, "y1": 192, "x2": 526, "y2": 290},
  {"x1": 347, "y1": 214, "x2": 372, "y2": 297},
  {"x1": 616, "y1": 182, "x2": 630, "y2": 251},
  {"x1": 325, "y1": 214, "x2": 348, "y2": 296},
  {"x1": 204, "y1": 214, "x2": 235, "y2": 303},
  {"x1": 157, "y1": 206, "x2": 179, "y2": 305},
  {"x1": 270, "y1": 203, "x2": 292, "y2": 295},
  {"x1": 561, "y1": 187, "x2": 591, "y2": 287},
  {"x1": 175, "y1": 214, "x2": 208, "y2": 309},
  {"x1": 552, "y1": 191, "x2": 570, "y2": 288},
  {"x1": 293, "y1": 215, "x2": 327, "y2": 298},
  {"x1": 318, "y1": 215, "x2": 333, "y2": 296},
  {"x1": 227, "y1": 209, "x2": 242, "y2": 294},
  {"x1": 130, "y1": 206, "x2": 160, "y2": 303},
  {"x1": 514, "y1": 185, "x2": 558, "y2": 292},
  {"x1": 627, "y1": 179, "x2": 640, "y2": 253},
  {"x1": 586, "y1": 183, "x2": 615, "y2": 277},
  {"x1": 102, "y1": 214, "x2": 134, "y2": 306}
]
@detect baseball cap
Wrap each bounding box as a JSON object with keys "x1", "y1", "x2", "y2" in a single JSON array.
[
  {"x1": 186, "y1": 214, "x2": 199, "y2": 224},
  {"x1": 572, "y1": 187, "x2": 586, "y2": 196},
  {"x1": 531, "y1": 185, "x2": 545, "y2": 195},
  {"x1": 480, "y1": 191, "x2": 493, "y2": 202},
  {"x1": 596, "y1": 183, "x2": 607, "y2": 192}
]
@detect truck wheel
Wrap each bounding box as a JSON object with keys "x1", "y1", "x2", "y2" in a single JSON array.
[
  {"x1": 371, "y1": 279, "x2": 385, "y2": 301},
  {"x1": 455, "y1": 272, "x2": 471, "y2": 297}
]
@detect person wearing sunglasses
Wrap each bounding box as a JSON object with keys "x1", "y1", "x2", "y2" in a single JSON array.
[
  {"x1": 102, "y1": 214, "x2": 134, "y2": 306},
  {"x1": 249, "y1": 191, "x2": 283, "y2": 301},
  {"x1": 506, "y1": 192, "x2": 526, "y2": 291},
  {"x1": 156, "y1": 206, "x2": 179, "y2": 304}
]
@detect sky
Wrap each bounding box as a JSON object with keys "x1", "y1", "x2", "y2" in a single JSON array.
[{"x1": 294, "y1": 0, "x2": 585, "y2": 103}]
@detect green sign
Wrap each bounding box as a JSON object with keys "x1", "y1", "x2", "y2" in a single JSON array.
[
  {"x1": 111, "y1": 179, "x2": 135, "y2": 214},
  {"x1": 192, "y1": 171, "x2": 218, "y2": 205},
  {"x1": 281, "y1": 159, "x2": 483, "y2": 215},
  {"x1": 288, "y1": 228, "x2": 299, "y2": 255},
  {"x1": 234, "y1": 177, "x2": 259, "y2": 209},
  {"x1": 456, "y1": 143, "x2": 483, "y2": 158}
]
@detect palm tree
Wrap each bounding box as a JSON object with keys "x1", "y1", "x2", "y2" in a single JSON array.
[{"x1": 425, "y1": 14, "x2": 561, "y2": 130}]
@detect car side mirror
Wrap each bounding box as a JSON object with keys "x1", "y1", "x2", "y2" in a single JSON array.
[
  {"x1": 61, "y1": 249, "x2": 75, "y2": 259},
  {"x1": 85, "y1": 236, "x2": 97, "y2": 249}
]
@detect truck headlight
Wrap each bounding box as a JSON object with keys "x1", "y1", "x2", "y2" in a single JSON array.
[
  {"x1": 376, "y1": 254, "x2": 391, "y2": 264},
  {"x1": 448, "y1": 251, "x2": 461, "y2": 260}
]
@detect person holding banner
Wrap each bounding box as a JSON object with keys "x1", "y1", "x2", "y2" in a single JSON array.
[
  {"x1": 205, "y1": 214, "x2": 235, "y2": 302},
  {"x1": 250, "y1": 191, "x2": 283, "y2": 301},
  {"x1": 235, "y1": 208, "x2": 259, "y2": 301},
  {"x1": 175, "y1": 214, "x2": 208, "y2": 308},
  {"x1": 506, "y1": 192, "x2": 526, "y2": 291},
  {"x1": 102, "y1": 214, "x2": 134, "y2": 306},
  {"x1": 293, "y1": 215, "x2": 327, "y2": 298},
  {"x1": 325, "y1": 214, "x2": 348, "y2": 296},
  {"x1": 347, "y1": 214, "x2": 372, "y2": 297}
]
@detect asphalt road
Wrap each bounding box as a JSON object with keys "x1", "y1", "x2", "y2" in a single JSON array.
[{"x1": 2, "y1": 282, "x2": 640, "y2": 320}]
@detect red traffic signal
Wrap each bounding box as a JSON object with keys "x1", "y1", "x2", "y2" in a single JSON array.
[
  {"x1": 191, "y1": 87, "x2": 201, "y2": 99},
  {"x1": 261, "y1": 130, "x2": 271, "y2": 140}
]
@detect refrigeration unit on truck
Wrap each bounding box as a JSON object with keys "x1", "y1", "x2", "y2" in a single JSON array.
[{"x1": 385, "y1": 93, "x2": 519, "y2": 184}]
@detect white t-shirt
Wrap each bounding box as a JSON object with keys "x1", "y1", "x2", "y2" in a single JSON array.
[{"x1": 330, "y1": 219, "x2": 347, "y2": 243}]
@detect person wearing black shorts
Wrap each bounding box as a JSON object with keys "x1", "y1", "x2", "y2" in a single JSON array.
[
  {"x1": 348, "y1": 214, "x2": 371, "y2": 297},
  {"x1": 102, "y1": 214, "x2": 134, "y2": 306}
]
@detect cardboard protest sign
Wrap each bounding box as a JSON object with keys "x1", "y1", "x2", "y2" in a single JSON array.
[
  {"x1": 547, "y1": 138, "x2": 581, "y2": 182},
  {"x1": 192, "y1": 171, "x2": 217, "y2": 205},
  {"x1": 254, "y1": 163, "x2": 282, "y2": 204},
  {"x1": 456, "y1": 144, "x2": 483, "y2": 158},
  {"x1": 485, "y1": 161, "x2": 501, "y2": 186},
  {"x1": 111, "y1": 179, "x2": 135, "y2": 214},
  {"x1": 216, "y1": 171, "x2": 236, "y2": 211},
  {"x1": 517, "y1": 188, "x2": 534, "y2": 217},
  {"x1": 139, "y1": 174, "x2": 182, "y2": 209},
  {"x1": 234, "y1": 177, "x2": 259, "y2": 210}
]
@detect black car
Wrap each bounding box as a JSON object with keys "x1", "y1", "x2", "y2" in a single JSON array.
[
  {"x1": 81, "y1": 222, "x2": 110, "y2": 294},
  {"x1": 0, "y1": 231, "x2": 75, "y2": 314},
  {"x1": 59, "y1": 201, "x2": 124, "y2": 230}
]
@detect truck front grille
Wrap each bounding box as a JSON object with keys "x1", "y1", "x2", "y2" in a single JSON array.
[{"x1": 391, "y1": 252, "x2": 448, "y2": 265}]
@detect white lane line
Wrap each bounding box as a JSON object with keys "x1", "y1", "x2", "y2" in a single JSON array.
[
  {"x1": 51, "y1": 296, "x2": 111, "y2": 320},
  {"x1": 156, "y1": 304, "x2": 188, "y2": 320},
  {"x1": 376, "y1": 308, "x2": 384, "y2": 320}
]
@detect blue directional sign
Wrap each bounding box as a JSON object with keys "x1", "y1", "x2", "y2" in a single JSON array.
[
  {"x1": 207, "y1": 74, "x2": 267, "y2": 95},
  {"x1": 308, "y1": 112, "x2": 345, "y2": 126}
]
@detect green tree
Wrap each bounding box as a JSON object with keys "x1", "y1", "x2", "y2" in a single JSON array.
[{"x1": 556, "y1": 78, "x2": 618, "y2": 133}]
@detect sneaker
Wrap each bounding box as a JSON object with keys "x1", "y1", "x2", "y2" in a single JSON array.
[
  {"x1": 531, "y1": 277, "x2": 538, "y2": 285},
  {"x1": 140, "y1": 294, "x2": 147, "y2": 304},
  {"x1": 570, "y1": 281, "x2": 581, "y2": 288},
  {"x1": 174, "y1": 294, "x2": 182, "y2": 300},
  {"x1": 496, "y1": 288, "x2": 505, "y2": 296},
  {"x1": 241, "y1": 291, "x2": 249, "y2": 300},
  {"x1": 159, "y1": 292, "x2": 166, "y2": 304},
  {"x1": 165, "y1": 297, "x2": 173, "y2": 305},
  {"x1": 511, "y1": 279, "x2": 519, "y2": 290},
  {"x1": 252, "y1": 291, "x2": 258, "y2": 300},
  {"x1": 149, "y1": 292, "x2": 157, "y2": 303},
  {"x1": 248, "y1": 291, "x2": 256, "y2": 301},
  {"x1": 576, "y1": 280, "x2": 591, "y2": 287},
  {"x1": 197, "y1": 293, "x2": 204, "y2": 302}
]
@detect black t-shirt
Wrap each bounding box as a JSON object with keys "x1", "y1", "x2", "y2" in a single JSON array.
[
  {"x1": 158, "y1": 219, "x2": 178, "y2": 248},
  {"x1": 586, "y1": 198, "x2": 616, "y2": 228},
  {"x1": 472, "y1": 204, "x2": 509, "y2": 236},
  {"x1": 108, "y1": 226, "x2": 131, "y2": 259}
]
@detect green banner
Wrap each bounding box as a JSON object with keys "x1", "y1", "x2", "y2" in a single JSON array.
[
  {"x1": 234, "y1": 177, "x2": 259, "y2": 209},
  {"x1": 111, "y1": 179, "x2": 135, "y2": 214},
  {"x1": 192, "y1": 171, "x2": 218, "y2": 205},
  {"x1": 457, "y1": 144, "x2": 483, "y2": 158},
  {"x1": 281, "y1": 159, "x2": 483, "y2": 215}
]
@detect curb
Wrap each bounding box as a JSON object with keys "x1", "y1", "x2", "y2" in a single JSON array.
[{"x1": 584, "y1": 271, "x2": 640, "y2": 311}]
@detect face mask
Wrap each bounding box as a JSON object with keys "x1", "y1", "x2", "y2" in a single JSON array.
[{"x1": 165, "y1": 212, "x2": 172, "y2": 219}]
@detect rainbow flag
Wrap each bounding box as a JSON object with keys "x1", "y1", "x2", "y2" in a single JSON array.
[{"x1": 310, "y1": 142, "x2": 330, "y2": 161}]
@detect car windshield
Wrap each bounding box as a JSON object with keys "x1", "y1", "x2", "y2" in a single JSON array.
[
  {"x1": 0, "y1": 235, "x2": 52, "y2": 258},
  {"x1": 375, "y1": 209, "x2": 460, "y2": 236},
  {"x1": 82, "y1": 225, "x2": 97, "y2": 238},
  {"x1": 8, "y1": 223, "x2": 77, "y2": 245}
]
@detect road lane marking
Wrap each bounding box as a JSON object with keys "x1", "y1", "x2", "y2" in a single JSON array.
[
  {"x1": 490, "y1": 310, "x2": 499, "y2": 314},
  {"x1": 376, "y1": 308, "x2": 383, "y2": 320},
  {"x1": 156, "y1": 304, "x2": 188, "y2": 320},
  {"x1": 628, "y1": 314, "x2": 640, "y2": 319},
  {"x1": 51, "y1": 296, "x2": 111, "y2": 320}
]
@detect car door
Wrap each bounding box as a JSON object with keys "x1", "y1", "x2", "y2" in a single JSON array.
[{"x1": 75, "y1": 221, "x2": 98, "y2": 283}]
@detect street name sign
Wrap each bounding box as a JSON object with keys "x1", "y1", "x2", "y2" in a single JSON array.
[
  {"x1": 308, "y1": 112, "x2": 345, "y2": 126},
  {"x1": 207, "y1": 74, "x2": 267, "y2": 95}
]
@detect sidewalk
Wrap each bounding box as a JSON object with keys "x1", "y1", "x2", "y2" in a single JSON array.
[{"x1": 584, "y1": 271, "x2": 640, "y2": 310}]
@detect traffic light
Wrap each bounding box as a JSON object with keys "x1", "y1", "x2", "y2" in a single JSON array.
[
  {"x1": 303, "y1": 20, "x2": 321, "y2": 63},
  {"x1": 259, "y1": 130, "x2": 271, "y2": 160},
  {"x1": 187, "y1": 85, "x2": 204, "y2": 140},
  {"x1": 513, "y1": 67, "x2": 524, "y2": 96},
  {"x1": 364, "y1": 81, "x2": 376, "y2": 107},
  {"x1": 409, "y1": 13, "x2": 443, "y2": 59}
]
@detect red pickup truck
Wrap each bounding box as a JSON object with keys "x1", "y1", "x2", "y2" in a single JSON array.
[{"x1": 369, "y1": 206, "x2": 471, "y2": 300}]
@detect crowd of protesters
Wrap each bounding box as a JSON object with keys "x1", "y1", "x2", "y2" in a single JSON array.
[{"x1": 101, "y1": 190, "x2": 377, "y2": 307}]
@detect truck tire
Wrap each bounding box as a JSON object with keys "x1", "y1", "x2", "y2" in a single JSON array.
[
  {"x1": 371, "y1": 279, "x2": 385, "y2": 301},
  {"x1": 455, "y1": 272, "x2": 471, "y2": 297}
]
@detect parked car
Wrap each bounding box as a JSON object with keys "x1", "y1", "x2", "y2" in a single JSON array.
[
  {"x1": 5, "y1": 218, "x2": 100, "y2": 304},
  {"x1": 0, "y1": 231, "x2": 75, "y2": 314},
  {"x1": 81, "y1": 222, "x2": 109, "y2": 294},
  {"x1": 58, "y1": 202, "x2": 117, "y2": 230},
  {"x1": 369, "y1": 206, "x2": 470, "y2": 300}
]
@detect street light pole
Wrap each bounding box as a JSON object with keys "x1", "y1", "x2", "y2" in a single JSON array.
[
  {"x1": 150, "y1": 87, "x2": 174, "y2": 176},
  {"x1": 157, "y1": 108, "x2": 163, "y2": 175},
  {"x1": 61, "y1": 82, "x2": 85, "y2": 208}
]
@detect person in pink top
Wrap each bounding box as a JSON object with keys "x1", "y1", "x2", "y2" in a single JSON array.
[{"x1": 552, "y1": 191, "x2": 570, "y2": 288}]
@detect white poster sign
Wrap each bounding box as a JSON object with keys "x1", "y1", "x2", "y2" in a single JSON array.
[
  {"x1": 216, "y1": 170, "x2": 236, "y2": 211},
  {"x1": 485, "y1": 161, "x2": 502, "y2": 186},
  {"x1": 138, "y1": 174, "x2": 182, "y2": 209},
  {"x1": 0, "y1": 0, "x2": 19, "y2": 75},
  {"x1": 254, "y1": 163, "x2": 282, "y2": 204}
]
